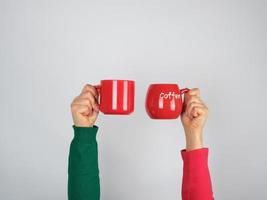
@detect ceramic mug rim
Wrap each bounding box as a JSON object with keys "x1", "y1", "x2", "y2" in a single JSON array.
[{"x1": 100, "y1": 79, "x2": 135, "y2": 83}]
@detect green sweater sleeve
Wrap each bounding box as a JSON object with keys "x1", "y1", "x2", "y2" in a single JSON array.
[{"x1": 68, "y1": 125, "x2": 100, "y2": 200}]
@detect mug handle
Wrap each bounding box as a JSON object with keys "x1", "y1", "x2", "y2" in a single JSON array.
[
  {"x1": 180, "y1": 88, "x2": 190, "y2": 94},
  {"x1": 180, "y1": 88, "x2": 189, "y2": 113},
  {"x1": 94, "y1": 85, "x2": 101, "y2": 104},
  {"x1": 94, "y1": 85, "x2": 101, "y2": 92}
]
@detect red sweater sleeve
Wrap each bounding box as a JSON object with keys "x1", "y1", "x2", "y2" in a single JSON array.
[{"x1": 181, "y1": 148, "x2": 214, "y2": 200}]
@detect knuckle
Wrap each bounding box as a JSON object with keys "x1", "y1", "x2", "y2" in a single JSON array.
[
  {"x1": 188, "y1": 102, "x2": 195, "y2": 108},
  {"x1": 73, "y1": 95, "x2": 80, "y2": 102},
  {"x1": 188, "y1": 90, "x2": 194, "y2": 95},
  {"x1": 71, "y1": 104, "x2": 77, "y2": 111},
  {"x1": 82, "y1": 84, "x2": 93, "y2": 92},
  {"x1": 88, "y1": 85, "x2": 96, "y2": 92},
  {"x1": 85, "y1": 91, "x2": 95, "y2": 99},
  {"x1": 85, "y1": 99, "x2": 91, "y2": 105},
  {"x1": 82, "y1": 92, "x2": 91, "y2": 98},
  {"x1": 85, "y1": 84, "x2": 93, "y2": 88},
  {"x1": 70, "y1": 100, "x2": 77, "y2": 107},
  {"x1": 191, "y1": 88, "x2": 200, "y2": 95},
  {"x1": 189, "y1": 100, "x2": 198, "y2": 106},
  {"x1": 190, "y1": 96, "x2": 198, "y2": 102}
]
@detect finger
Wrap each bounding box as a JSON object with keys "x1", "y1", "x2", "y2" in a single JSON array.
[
  {"x1": 81, "y1": 84, "x2": 98, "y2": 97},
  {"x1": 79, "y1": 92, "x2": 99, "y2": 111},
  {"x1": 72, "y1": 98, "x2": 91, "y2": 106},
  {"x1": 187, "y1": 88, "x2": 200, "y2": 97},
  {"x1": 183, "y1": 88, "x2": 202, "y2": 110},
  {"x1": 72, "y1": 98, "x2": 93, "y2": 113},
  {"x1": 183, "y1": 89, "x2": 200, "y2": 104},
  {"x1": 71, "y1": 104, "x2": 92, "y2": 115},
  {"x1": 80, "y1": 91, "x2": 99, "y2": 106},
  {"x1": 186, "y1": 102, "x2": 205, "y2": 118},
  {"x1": 184, "y1": 95, "x2": 202, "y2": 105},
  {"x1": 190, "y1": 106, "x2": 207, "y2": 119},
  {"x1": 77, "y1": 105, "x2": 90, "y2": 115}
]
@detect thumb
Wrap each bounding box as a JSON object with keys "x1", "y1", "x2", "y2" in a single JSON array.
[{"x1": 90, "y1": 109, "x2": 99, "y2": 119}]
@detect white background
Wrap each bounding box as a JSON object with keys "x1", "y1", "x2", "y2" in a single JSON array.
[{"x1": 1, "y1": 0, "x2": 267, "y2": 199}]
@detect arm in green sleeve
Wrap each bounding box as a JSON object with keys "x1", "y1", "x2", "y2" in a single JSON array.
[{"x1": 68, "y1": 125, "x2": 100, "y2": 200}]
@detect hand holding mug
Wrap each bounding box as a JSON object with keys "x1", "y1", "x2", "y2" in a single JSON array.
[
  {"x1": 71, "y1": 84, "x2": 99, "y2": 127},
  {"x1": 181, "y1": 88, "x2": 209, "y2": 151},
  {"x1": 145, "y1": 84, "x2": 189, "y2": 119},
  {"x1": 95, "y1": 80, "x2": 135, "y2": 115},
  {"x1": 71, "y1": 80, "x2": 135, "y2": 127}
]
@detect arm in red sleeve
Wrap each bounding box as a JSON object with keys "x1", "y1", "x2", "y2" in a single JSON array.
[{"x1": 181, "y1": 148, "x2": 214, "y2": 200}]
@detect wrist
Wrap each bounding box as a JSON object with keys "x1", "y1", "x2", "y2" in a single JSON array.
[
  {"x1": 186, "y1": 139, "x2": 203, "y2": 151},
  {"x1": 184, "y1": 129, "x2": 203, "y2": 151},
  {"x1": 73, "y1": 118, "x2": 95, "y2": 128},
  {"x1": 74, "y1": 122, "x2": 94, "y2": 128}
]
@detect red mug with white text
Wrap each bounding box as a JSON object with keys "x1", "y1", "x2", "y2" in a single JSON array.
[
  {"x1": 95, "y1": 80, "x2": 135, "y2": 115},
  {"x1": 145, "y1": 84, "x2": 189, "y2": 119}
]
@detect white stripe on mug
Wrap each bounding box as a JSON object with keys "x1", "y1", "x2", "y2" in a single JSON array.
[
  {"x1": 170, "y1": 98, "x2": 176, "y2": 111},
  {"x1": 112, "y1": 80, "x2": 117, "y2": 110},
  {"x1": 123, "y1": 80, "x2": 128, "y2": 111},
  {"x1": 159, "y1": 98, "x2": 164, "y2": 109}
]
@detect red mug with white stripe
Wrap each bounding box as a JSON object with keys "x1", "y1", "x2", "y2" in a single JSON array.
[
  {"x1": 145, "y1": 84, "x2": 189, "y2": 119},
  {"x1": 95, "y1": 80, "x2": 135, "y2": 115}
]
